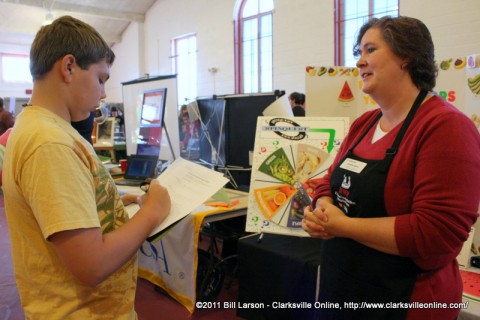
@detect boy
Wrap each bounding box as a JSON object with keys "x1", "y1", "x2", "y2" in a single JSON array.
[{"x1": 3, "y1": 16, "x2": 171, "y2": 319}]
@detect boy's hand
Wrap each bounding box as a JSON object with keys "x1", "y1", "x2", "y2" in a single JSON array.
[{"x1": 137, "y1": 179, "x2": 171, "y2": 226}]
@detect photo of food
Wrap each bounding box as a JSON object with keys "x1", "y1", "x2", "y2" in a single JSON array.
[
  {"x1": 254, "y1": 184, "x2": 296, "y2": 221},
  {"x1": 294, "y1": 144, "x2": 328, "y2": 183},
  {"x1": 467, "y1": 73, "x2": 480, "y2": 96},
  {"x1": 246, "y1": 116, "x2": 349, "y2": 236},
  {"x1": 258, "y1": 147, "x2": 295, "y2": 185},
  {"x1": 253, "y1": 144, "x2": 330, "y2": 229},
  {"x1": 288, "y1": 178, "x2": 323, "y2": 222}
]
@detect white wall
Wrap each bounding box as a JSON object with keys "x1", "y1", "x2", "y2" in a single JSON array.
[
  {"x1": 400, "y1": 0, "x2": 480, "y2": 61},
  {"x1": 109, "y1": 0, "x2": 334, "y2": 99},
  {"x1": 107, "y1": 22, "x2": 145, "y2": 102},
  {"x1": 273, "y1": 0, "x2": 333, "y2": 94},
  {"x1": 142, "y1": 0, "x2": 237, "y2": 97},
  {"x1": 2, "y1": 0, "x2": 480, "y2": 102},
  {"x1": 106, "y1": 0, "x2": 480, "y2": 106}
]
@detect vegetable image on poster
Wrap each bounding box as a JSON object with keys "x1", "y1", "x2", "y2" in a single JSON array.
[
  {"x1": 258, "y1": 148, "x2": 296, "y2": 185},
  {"x1": 246, "y1": 116, "x2": 349, "y2": 236}
]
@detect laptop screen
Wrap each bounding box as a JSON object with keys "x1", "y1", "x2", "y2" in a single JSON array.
[{"x1": 124, "y1": 155, "x2": 158, "y2": 180}]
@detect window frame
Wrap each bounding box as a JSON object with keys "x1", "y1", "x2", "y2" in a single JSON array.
[
  {"x1": 334, "y1": 0, "x2": 399, "y2": 66},
  {"x1": 170, "y1": 33, "x2": 197, "y2": 106},
  {"x1": 234, "y1": 0, "x2": 273, "y2": 94}
]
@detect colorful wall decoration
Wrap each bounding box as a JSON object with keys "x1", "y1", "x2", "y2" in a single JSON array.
[{"x1": 305, "y1": 54, "x2": 480, "y2": 131}]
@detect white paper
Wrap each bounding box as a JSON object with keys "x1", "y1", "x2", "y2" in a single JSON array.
[
  {"x1": 262, "y1": 95, "x2": 294, "y2": 117},
  {"x1": 125, "y1": 157, "x2": 229, "y2": 240}
]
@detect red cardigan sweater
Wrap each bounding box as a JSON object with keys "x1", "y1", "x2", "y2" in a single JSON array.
[{"x1": 312, "y1": 96, "x2": 480, "y2": 320}]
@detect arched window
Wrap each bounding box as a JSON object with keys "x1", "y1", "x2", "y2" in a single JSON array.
[
  {"x1": 234, "y1": 0, "x2": 274, "y2": 94},
  {"x1": 335, "y1": 0, "x2": 398, "y2": 67}
]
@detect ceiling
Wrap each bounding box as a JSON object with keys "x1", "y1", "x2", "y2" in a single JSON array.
[{"x1": 0, "y1": 0, "x2": 158, "y2": 47}]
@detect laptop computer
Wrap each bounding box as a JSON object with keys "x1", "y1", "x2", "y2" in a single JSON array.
[{"x1": 115, "y1": 155, "x2": 158, "y2": 186}]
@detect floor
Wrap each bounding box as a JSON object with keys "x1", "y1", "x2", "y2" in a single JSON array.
[{"x1": 0, "y1": 195, "x2": 244, "y2": 320}]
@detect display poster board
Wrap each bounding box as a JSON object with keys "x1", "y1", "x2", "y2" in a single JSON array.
[
  {"x1": 179, "y1": 100, "x2": 208, "y2": 162},
  {"x1": 464, "y1": 54, "x2": 480, "y2": 129},
  {"x1": 122, "y1": 75, "x2": 179, "y2": 161},
  {"x1": 305, "y1": 56, "x2": 479, "y2": 127},
  {"x1": 305, "y1": 65, "x2": 376, "y2": 123},
  {"x1": 435, "y1": 56, "x2": 468, "y2": 112},
  {"x1": 462, "y1": 54, "x2": 480, "y2": 265},
  {"x1": 246, "y1": 116, "x2": 349, "y2": 236},
  {"x1": 435, "y1": 54, "x2": 480, "y2": 132}
]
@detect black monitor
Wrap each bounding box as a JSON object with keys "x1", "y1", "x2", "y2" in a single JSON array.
[{"x1": 137, "y1": 88, "x2": 167, "y2": 156}]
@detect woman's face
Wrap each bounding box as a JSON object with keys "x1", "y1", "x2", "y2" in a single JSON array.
[
  {"x1": 288, "y1": 97, "x2": 295, "y2": 107},
  {"x1": 356, "y1": 28, "x2": 406, "y2": 96}
]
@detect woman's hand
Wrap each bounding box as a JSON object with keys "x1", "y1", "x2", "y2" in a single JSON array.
[
  {"x1": 303, "y1": 198, "x2": 400, "y2": 254},
  {"x1": 302, "y1": 198, "x2": 348, "y2": 239},
  {"x1": 302, "y1": 204, "x2": 333, "y2": 239}
]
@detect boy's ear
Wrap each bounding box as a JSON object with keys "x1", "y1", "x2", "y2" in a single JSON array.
[{"x1": 61, "y1": 55, "x2": 76, "y2": 82}]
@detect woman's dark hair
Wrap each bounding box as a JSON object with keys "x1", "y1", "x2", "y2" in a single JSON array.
[
  {"x1": 289, "y1": 92, "x2": 305, "y2": 105},
  {"x1": 353, "y1": 16, "x2": 438, "y2": 91}
]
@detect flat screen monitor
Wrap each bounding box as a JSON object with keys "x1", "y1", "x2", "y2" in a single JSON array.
[{"x1": 137, "y1": 88, "x2": 167, "y2": 156}]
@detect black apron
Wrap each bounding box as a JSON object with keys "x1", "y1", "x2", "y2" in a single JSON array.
[{"x1": 316, "y1": 91, "x2": 427, "y2": 320}]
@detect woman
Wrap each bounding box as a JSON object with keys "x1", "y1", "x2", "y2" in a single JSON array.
[
  {"x1": 303, "y1": 16, "x2": 479, "y2": 320},
  {"x1": 178, "y1": 104, "x2": 192, "y2": 150},
  {"x1": 0, "y1": 97, "x2": 15, "y2": 136},
  {"x1": 288, "y1": 92, "x2": 306, "y2": 116}
]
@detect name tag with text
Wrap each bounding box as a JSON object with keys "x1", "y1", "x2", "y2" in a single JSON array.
[{"x1": 340, "y1": 158, "x2": 367, "y2": 174}]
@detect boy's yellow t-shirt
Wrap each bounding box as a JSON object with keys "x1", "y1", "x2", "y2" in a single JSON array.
[{"x1": 3, "y1": 106, "x2": 137, "y2": 319}]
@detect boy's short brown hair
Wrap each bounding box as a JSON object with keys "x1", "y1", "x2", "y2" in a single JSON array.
[{"x1": 30, "y1": 15, "x2": 115, "y2": 80}]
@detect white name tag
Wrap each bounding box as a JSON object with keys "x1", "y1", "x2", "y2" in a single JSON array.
[{"x1": 340, "y1": 158, "x2": 367, "y2": 174}]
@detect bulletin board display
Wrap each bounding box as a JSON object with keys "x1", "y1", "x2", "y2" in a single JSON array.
[
  {"x1": 305, "y1": 65, "x2": 377, "y2": 123},
  {"x1": 246, "y1": 116, "x2": 349, "y2": 237},
  {"x1": 305, "y1": 56, "x2": 479, "y2": 127}
]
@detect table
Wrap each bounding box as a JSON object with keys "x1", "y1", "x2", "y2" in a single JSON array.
[
  {"x1": 118, "y1": 185, "x2": 248, "y2": 314},
  {"x1": 237, "y1": 233, "x2": 323, "y2": 320},
  {"x1": 94, "y1": 142, "x2": 126, "y2": 163}
]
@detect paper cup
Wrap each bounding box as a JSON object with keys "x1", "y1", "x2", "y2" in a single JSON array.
[{"x1": 120, "y1": 159, "x2": 127, "y2": 172}]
